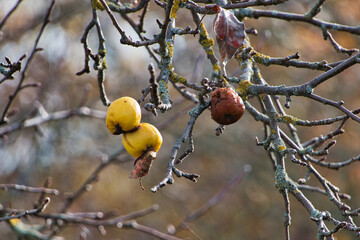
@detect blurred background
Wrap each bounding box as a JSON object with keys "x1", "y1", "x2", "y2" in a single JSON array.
[{"x1": 0, "y1": 0, "x2": 359, "y2": 239}]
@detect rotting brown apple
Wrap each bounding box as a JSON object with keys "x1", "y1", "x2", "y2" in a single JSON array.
[{"x1": 211, "y1": 87, "x2": 245, "y2": 125}]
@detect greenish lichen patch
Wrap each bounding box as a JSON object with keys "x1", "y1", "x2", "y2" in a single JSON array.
[
  {"x1": 170, "y1": 70, "x2": 186, "y2": 84},
  {"x1": 305, "y1": 85, "x2": 313, "y2": 94},
  {"x1": 170, "y1": 0, "x2": 182, "y2": 19},
  {"x1": 198, "y1": 22, "x2": 219, "y2": 78},
  {"x1": 275, "y1": 165, "x2": 298, "y2": 193},
  {"x1": 275, "y1": 114, "x2": 299, "y2": 125},
  {"x1": 166, "y1": 41, "x2": 174, "y2": 58},
  {"x1": 236, "y1": 80, "x2": 252, "y2": 99},
  {"x1": 158, "y1": 79, "x2": 168, "y2": 96},
  {"x1": 252, "y1": 52, "x2": 271, "y2": 66}
]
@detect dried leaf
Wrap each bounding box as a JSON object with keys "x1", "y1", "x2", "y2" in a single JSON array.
[
  {"x1": 129, "y1": 150, "x2": 157, "y2": 179},
  {"x1": 213, "y1": 8, "x2": 246, "y2": 65}
]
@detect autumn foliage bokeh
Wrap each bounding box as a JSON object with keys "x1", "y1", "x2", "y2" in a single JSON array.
[{"x1": 1, "y1": 0, "x2": 360, "y2": 239}]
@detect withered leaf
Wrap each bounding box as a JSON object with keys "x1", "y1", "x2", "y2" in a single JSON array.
[{"x1": 213, "y1": 8, "x2": 246, "y2": 65}]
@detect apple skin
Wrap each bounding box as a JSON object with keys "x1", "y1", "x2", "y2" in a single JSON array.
[{"x1": 211, "y1": 87, "x2": 245, "y2": 125}]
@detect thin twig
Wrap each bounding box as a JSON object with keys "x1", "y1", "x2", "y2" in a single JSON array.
[
  {"x1": 0, "y1": 107, "x2": 106, "y2": 137},
  {"x1": 122, "y1": 221, "x2": 184, "y2": 240},
  {"x1": 173, "y1": 165, "x2": 251, "y2": 233},
  {"x1": 235, "y1": 8, "x2": 360, "y2": 35},
  {"x1": 0, "y1": 0, "x2": 56, "y2": 124},
  {"x1": 0, "y1": 0, "x2": 23, "y2": 30},
  {"x1": 0, "y1": 198, "x2": 50, "y2": 222},
  {"x1": 41, "y1": 204, "x2": 159, "y2": 226},
  {"x1": 151, "y1": 103, "x2": 209, "y2": 192},
  {"x1": 0, "y1": 184, "x2": 59, "y2": 195},
  {"x1": 322, "y1": 30, "x2": 359, "y2": 56},
  {"x1": 304, "y1": 0, "x2": 326, "y2": 19},
  {"x1": 59, "y1": 148, "x2": 124, "y2": 213}
]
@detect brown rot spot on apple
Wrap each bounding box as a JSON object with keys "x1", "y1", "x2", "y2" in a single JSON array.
[{"x1": 211, "y1": 87, "x2": 245, "y2": 125}]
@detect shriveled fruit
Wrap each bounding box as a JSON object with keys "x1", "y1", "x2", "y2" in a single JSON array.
[
  {"x1": 122, "y1": 123, "x2": 162, "y2": 159},
  {"x1": 130, "y1": 150, "x2": 157, "y2": 179},
  {"x1": 106, "y1": 97, "x2": 141, "y2": 135},
  {"x1": 211, "y1": 87, "x2": 245, "y2": 125}
]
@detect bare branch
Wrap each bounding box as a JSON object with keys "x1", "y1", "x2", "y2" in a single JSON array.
[
  {"x1": 0, "y1": 0, "x2": 23, "y2": 30},
  {"x1": 0, "y1": 0, "x2": 56, "y2": 124},
  {"x1": 0, "y1": 184, "x2": 59, "y2": 195},
  {"x1": 235, "y1": 8, "x2": 360, "y2": 35},
  {"x1": 0, "y1": 107, "x2": 106, "y2": 137},
  {"x1": 0, "y1": 198, "x2": 50, "y2": 222},
  {"x1": 224, "y1": 0, "x2": 289, "y2": 9},
  {"x1": 173, "y1": 165, "x2": 251, "y2": 233},
  {"x1": 304, "y1": 0, "x2": 326, "y2": 19},
  {"x1": 41, "y1": 204, "x2": 159, "y2": 225},
  {"x1": 151, "y1": 103, "x2": 209, "y2": 192},
  {"x1": 59, "y1": 148, "x2": 125, "y2": 213},
  {"x1": 322, "y1": 30, "x2": 359, "y2": 56}
]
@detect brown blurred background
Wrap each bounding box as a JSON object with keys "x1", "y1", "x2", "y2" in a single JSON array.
[{"x1": 0, "y1": 0, "x2": 359, "y2": 239}]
